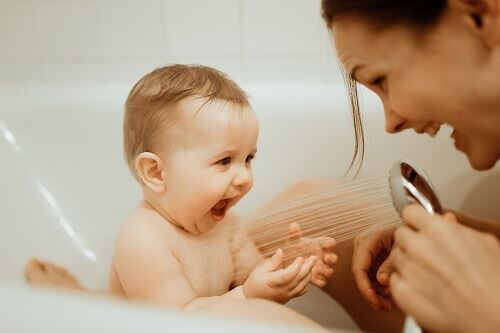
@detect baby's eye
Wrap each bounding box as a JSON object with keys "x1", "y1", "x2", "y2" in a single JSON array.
[
  {"x1": 246, "y1": 154, "x2": 255, "y2": 164},
  {"x1": 219, "y1": 157, "x2": 231, "y2": 166}
]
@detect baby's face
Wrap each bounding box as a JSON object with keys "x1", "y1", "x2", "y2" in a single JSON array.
[{"x1": 159, "y1": 98, "x2": 258, "y2": 235}]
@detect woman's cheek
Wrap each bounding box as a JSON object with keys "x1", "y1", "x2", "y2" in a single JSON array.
[{"x1": 391, "y1": 82, "x2": 435, "y2": 122}]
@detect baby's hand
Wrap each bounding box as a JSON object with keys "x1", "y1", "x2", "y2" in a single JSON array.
[
  {"x1": 243, "y1": 249, "x2": 317, "y2": 304},
  {"x1": 283, "y1": 223, "x2": 338, "y2": 288}
]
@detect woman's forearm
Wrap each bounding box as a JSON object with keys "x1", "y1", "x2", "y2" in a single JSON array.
[{"x1": 445, "y1": 209, "x2": 500, "y2": 238}]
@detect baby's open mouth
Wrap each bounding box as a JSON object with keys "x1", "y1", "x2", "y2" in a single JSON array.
[{"x1": 210, "y1": 199, "x2": 227, "y2": 221}]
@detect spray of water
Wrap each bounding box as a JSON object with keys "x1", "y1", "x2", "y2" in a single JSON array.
[{"x1": 208, "y1": 173, "x2": 402, "y2": 285}]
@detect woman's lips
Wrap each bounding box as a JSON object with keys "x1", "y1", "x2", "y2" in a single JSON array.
[
  {"x1": 415, "y1": 122, "x2": 441, "y2": 137},
  {"x1": 425, "y1": 123, "x2": 441, "y2": 137},
  {"x1": 451, "y1": 129, "x2": 461, "y2": 150},
  {"x1": 450, "y1": 129, "x2": 469, "y2": 153}
]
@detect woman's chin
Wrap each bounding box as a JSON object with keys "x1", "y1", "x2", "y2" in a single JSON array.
[
  {"x1": 452, "y1": 130, "x2": 498, "y2": 170},
  {"x1": 466, "y1": 152, "x2": 498, "y2": 171}
]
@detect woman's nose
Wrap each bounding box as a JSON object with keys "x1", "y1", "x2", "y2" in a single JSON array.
[{"x1": 384, "y1": 107, "x2": 406, "y2": 134}]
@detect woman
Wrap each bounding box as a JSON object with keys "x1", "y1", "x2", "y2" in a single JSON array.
[{"x1": 321, "y1": 0, "x2": 500, "y2": 332}]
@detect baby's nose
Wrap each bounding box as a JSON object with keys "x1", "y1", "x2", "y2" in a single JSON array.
[{"x1": 232, "y1": 166, "x2": 252, "y2": 187}]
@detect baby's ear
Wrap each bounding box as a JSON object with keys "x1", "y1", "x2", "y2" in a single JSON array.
[{"x1": 135, "y1": 152, "x2": 166, "y2": 193}]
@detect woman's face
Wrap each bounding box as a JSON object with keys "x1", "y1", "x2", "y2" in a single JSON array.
[{"x1": 332, "y1": 9, "x2": 500, "y2": 170}]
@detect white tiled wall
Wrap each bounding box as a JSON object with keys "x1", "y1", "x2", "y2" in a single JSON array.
[{"x1": 0, "y1": 0, "x2": 342, "y2": 85}]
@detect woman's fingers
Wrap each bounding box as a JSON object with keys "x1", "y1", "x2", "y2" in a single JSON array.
[
  {"x1": 402, "y1": 204, "x2": 439, "y2": 231},
  {"x1": 390, "y1": 272, "x2": 444, "y2": 332},
  {"x1": 352, "y1": 266, "x2": 380, "y2": 309},
  {"x1": 352, "y1": 235, "x2": 384, "y2": 309},
  {"x1": 376, "y1": 248, "x2": 397, "y2": 286},
  {"x1": 394, "y1": 223, "x2": 455, "y2": 281}
]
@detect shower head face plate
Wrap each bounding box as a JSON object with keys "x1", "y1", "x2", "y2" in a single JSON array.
[{"x1": 389, "y1": 160, "x2": 443, "y2": 215}]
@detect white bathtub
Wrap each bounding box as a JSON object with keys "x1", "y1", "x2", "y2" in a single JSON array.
[{"x1": 1, "y1": 82, "x2": 498, "y2": 332}]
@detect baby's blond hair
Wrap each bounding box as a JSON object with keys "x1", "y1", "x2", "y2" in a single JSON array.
[{"x1": 123, "y1": 64, "x2": 250, "y2": 179}]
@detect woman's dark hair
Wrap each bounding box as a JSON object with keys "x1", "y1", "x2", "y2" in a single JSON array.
[{"x1": 321, "y1": 0, "x2": 446, "y2": 176}]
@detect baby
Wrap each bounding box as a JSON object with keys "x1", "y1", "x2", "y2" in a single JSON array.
[
  {"x1": 25, "y1": 64, "x2": 337, "y2": 311},
  {"x1": 108, "y1": 64, "x2": 337, "y2": 310}
]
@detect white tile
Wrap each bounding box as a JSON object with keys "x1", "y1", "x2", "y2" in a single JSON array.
[
  {"x1": 243, "y1": 54, "x2": 341, "y2": 84},
  {"x1": 163, "y1": 0, "x2": 240, "y2": 57},
  {"x1": 35, "y1": 0, "x2": 97, "y2": 58},
  {"x1": 101, "y1": 57, "x2": 169, "y2": 85},
  {"x1": 242, "y1": 0, "x2": 331, "y2": 56},
  {"x1": 101, "y1": 56, "x2": 243, "y2": 86},
  {"x1": 41, "y1": 63, "x2": 104, "y2": 84},
  {"x1": 0, "y1": 1, "x2": 39, "y2": 59},
  {"x1": 96, "y1": 0, "x2": 166, "y2": 57},
  {"x1": 0, "y1": 56, "x2": 40, "y2": 65},
  {"x1": 167, "y1": 55, "x2": 243, "y2": 82},
  {"x1": 0, "y1": 64, "x2": 43, "y2": 84}
]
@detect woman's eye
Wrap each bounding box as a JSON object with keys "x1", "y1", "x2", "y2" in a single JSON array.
[
  {"x1": 219, "y1": 157, "x2": 231, "y2": 166},
  {"x1": 370, "y1": 76, "x2": 385, "y2": 88}
]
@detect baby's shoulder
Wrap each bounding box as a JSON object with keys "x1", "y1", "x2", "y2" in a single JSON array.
[{"x1": 115, "y1": 206, "x2": 175, "y2": 254}]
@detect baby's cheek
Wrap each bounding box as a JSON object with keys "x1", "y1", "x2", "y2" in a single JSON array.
[{"x1": 245, "y1": 178, "x2": 254, "y2": 193}]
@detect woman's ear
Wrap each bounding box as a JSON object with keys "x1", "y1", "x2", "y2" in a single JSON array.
[
  {"x1": 135, "y1": 152, "x2": 166, "y2": 193},
  {"x1": 450, "y1": 0, "x2": 499, "y2": 47}
]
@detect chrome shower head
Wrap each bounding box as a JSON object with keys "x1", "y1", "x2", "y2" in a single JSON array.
[{"x1": 389, "y1": 160, "x2": 443, "y2": 215}]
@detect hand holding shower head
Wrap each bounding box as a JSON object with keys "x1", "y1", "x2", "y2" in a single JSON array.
[{"x1": 389, "y1": 160, "x2": 443, "y2": 333}]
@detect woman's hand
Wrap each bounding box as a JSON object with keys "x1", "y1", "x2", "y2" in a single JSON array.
[
  {"x1": 283, "y1": 223, "x2": 338, "y2": 288},
  {"x1": 243, "y1": 248, "x2": 317, "y2": 304},
  {"x1": 352, "y1": 226, "x2": 397, "y2": 312},
  {"x1": 390, "y1": 204, "x2": 500, "y2": 333}
]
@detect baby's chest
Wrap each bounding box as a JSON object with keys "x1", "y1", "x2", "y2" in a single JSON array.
[{"x1": 177, "y1": 234, "x2": 235, "y2": 297}]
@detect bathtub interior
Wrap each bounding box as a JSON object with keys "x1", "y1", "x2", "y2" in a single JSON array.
[
  {"x1": 1, "y1": 82, "x2": 499, "y2": 330},
  {"x1": 1, "y1": 283, "x2": 318, "y2": 333}
]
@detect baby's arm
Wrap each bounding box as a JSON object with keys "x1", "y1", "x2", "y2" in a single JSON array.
[{"x1": 114, "y1": 226, "x2": 246, "y2": 311}]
